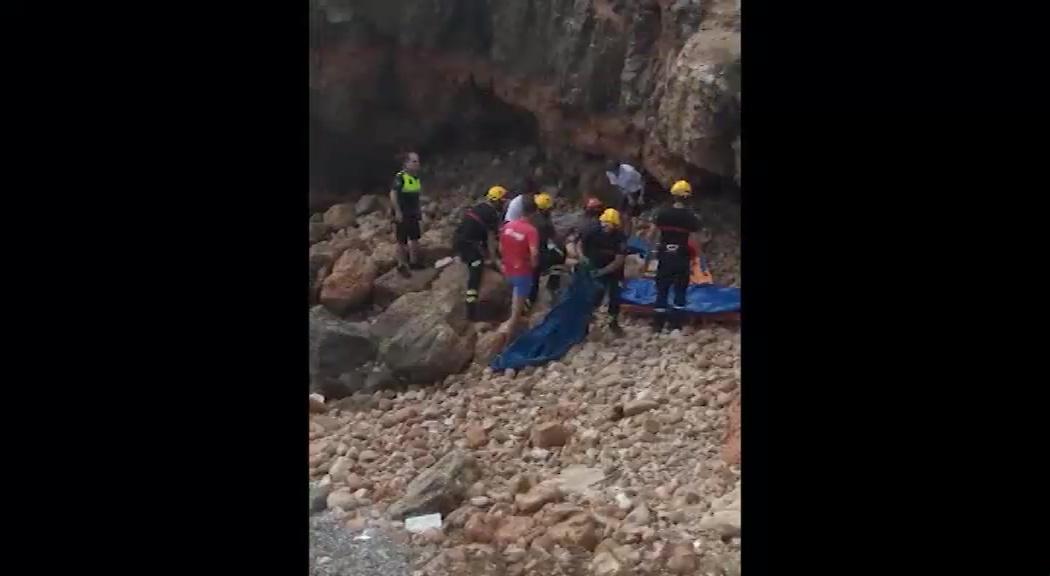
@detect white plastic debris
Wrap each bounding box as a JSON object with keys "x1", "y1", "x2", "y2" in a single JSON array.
[
  {"x1": 434, "y1": 257, "x2": 454, "y2": 269},
  {"x1": 353, "y1": 528, "x2": 374, "y2": 541},
  {"x1": 404, "y1": 513, "x2": 443, "y2": 534},
  {"x1": 615, "y1": 492, "x2": 633, "y2": 510}
]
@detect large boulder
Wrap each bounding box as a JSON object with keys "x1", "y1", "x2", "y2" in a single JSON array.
[
  {"x1": 647, "y1": 28, "x2": 740, "y2": 182},
  {"x1": 372, "y1": 266, "x2": 441, "y2": 308},
  {"x1": 372, "y1": 288, "x2": 475, "y2": 383},
  {"x1": 419, "y1": 227, "x2": 455, "y2": 263},
  {"x1": 308, "y1": 221, "x2": 329, "y2": 245},
  {"x1": 310, "y1": 237, "x2": 366, "y2": 279},
  {"x1": 383, "y1": 315, "x2": 476, "y2": 383},
  {"x1": 354, "y1": 194, "x2": 381, "y2": 216},
  {"x1": 323, "y1": 203, "x2": 356, "y2": 231},
  {"x1": 432, "y1": 261, "x2": 510, "y2": 322},
  {"x1": 309, "y1": 306, "x2": 378, "y2": 398},
  {"x1": 386, "y1": 449, "x2": 478, "y2": 520},
  {"x1": 319, "y1": 249, "x2": 377, "y2": 315},
  {"x1": 369, "y1": 242, "x2": 400, "y2": 276},
  {"x1": 371, "y1": 289, "x2": 467, "y2": 341}
]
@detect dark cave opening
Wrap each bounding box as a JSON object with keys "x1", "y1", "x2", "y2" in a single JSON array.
[
  {"x1": 309, "y1": 73, "x2": 543, "y2": 210},
  {"x1": 419, "y1": 79, "x2": 541, "y2": 159}
]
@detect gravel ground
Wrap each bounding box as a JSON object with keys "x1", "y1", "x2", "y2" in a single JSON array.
[
  {"x1": 310, "y1": 512, "x2": 414, "y2": 576},
  {"x1": 309, "y1": 147, "x2": 742, "y2": 575}
]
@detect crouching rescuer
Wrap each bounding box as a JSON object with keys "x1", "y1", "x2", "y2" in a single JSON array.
[
  {"x1": 649, "y1": 179, "x2": 702, "y2": 332},
  {"x1": 453, "y1": 185, "x2": 507, "y2": 321},
  {"x1": 580, "y1": 208, "x2": 628, "y2": 336},
  {"x1": 526, "y1": 192, "x2": 567, "y2": 309}
]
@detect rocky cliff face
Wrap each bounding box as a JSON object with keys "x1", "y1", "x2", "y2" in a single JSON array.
[{"x1": 309, "y1": 0, "x2": 740, "y2": 202}]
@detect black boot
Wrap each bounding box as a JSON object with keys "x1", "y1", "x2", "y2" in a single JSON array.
[
  {"x1": 650, "y1": 315, "x2": 666, "y2": 333},
  {"x1": 609, "y1": 316, "x2": 624, "y2": 336},
  {"x1": 397, "y1": 263, "x2": 411, "y2": 278},
  {"x1": 465, "y1": 301, "x2": 478, "y2": 322}
]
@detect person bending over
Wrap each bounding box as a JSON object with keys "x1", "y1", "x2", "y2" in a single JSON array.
[
  {"x1": 605, "y1": 161, "x2": 645, "y2": 237},
  {"x1": 581, "y1": 208, "x2": 628, "y2": 336},
  {"x1": 526, "y1": 192, "x2": 567, "y2": 309},
  {"x1": 452, "y1": 185, "x2": 508, "y2": 321}
]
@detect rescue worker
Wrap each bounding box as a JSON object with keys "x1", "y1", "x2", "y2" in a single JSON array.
[
  {"x1": 606, "y1": 161, "x2": 645, "y2": 237},
  {"x1": 453, "y1": 186, "x2": 508, "y2": 321},
  {"x1": 648, "y1": 180, "x2": 702, "y2": 332},
  {"x1": 499, "y1": 197, "x2": 541, "y2": 341},
  {"x1": 566, "y1": 197, "x2": 604, "y2": 262},
  {"x1": 526, "y1": 192, "x2": 567, "y2": 309},
  {"x1": 580, "y1": 208, "x2": 627, "y2": 336},
  {"x1": 390, "y1": 152, "x2": 424, "y2": 277}
]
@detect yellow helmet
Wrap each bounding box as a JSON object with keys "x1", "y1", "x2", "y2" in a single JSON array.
[
  {"x1": 534, "y1": 192, "x2": 553, "y2": 211},
  {"x1": 486, "y1": 186, "x2": 507, "y2": 201},
  {"x1": 670, "y1": 180, "x2": 692, "y2": 197},
  {"x1": 599, "y1": 208, "x2": 621, "y2": 227}
]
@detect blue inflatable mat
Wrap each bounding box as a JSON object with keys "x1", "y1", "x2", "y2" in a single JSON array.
[
  {"x1": 490, "y1": 269, "x2": 598, "y2": 372},
  {"x1": 620, "y1": 280, "x2": 740, "y2": 314},
  {"x1": 622, "y1": 235, "x2": 739, "y2": 314}
]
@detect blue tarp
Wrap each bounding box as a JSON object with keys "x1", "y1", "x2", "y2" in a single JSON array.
[
  {"x1": 489, "y1": 236, "x2": 740, "y2": 371},
  {"x1": 490, "y1": 269, "x2": 598, "y2": 371},
  {"x1": 620, "y1": 280, "x2": 741, "y2": 314}
]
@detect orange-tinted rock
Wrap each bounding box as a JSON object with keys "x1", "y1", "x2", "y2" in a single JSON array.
[
  {"x1": 319, "y1": 249, "x2": 377, "y2": 314},
  {"x1": 433, "y1": 262, "x2": 511, "y2": 322},
  {"x1": 546, "y1": 513, "x2": 601, "y2": 552},
  {"x1": 531, "y1": 422, "x2": 569, "y2": 448},
  {"x1": 495, "y1": 516, "x2": 537, "y2": 546},
  {"x1": 323, "y1": 203, "x2": 356, "y2": 231},
  {"x1": 372, "y1": 266, "x2": 441, "y2": 308}
]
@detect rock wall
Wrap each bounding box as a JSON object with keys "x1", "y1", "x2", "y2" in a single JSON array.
[{"x1": 309, "y1": 0, "x2": 740, "y2": 200}]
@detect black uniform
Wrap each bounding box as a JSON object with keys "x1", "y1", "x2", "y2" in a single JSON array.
[
  {"x1": 453, "y1": 201, "x2": 502, "y2": 320},
  {"x1": 581, "y1": 225, "x2": 627, "y2": 319},
  {"x1": 527, "y1": 211, "x2": 566, "y2": 306},
  {"x1": 652, "y1": 204, "x2": 701, "y2": 328},
  {"x1": 390, "y1": 171, "x2": 422, "y2": 244}
]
